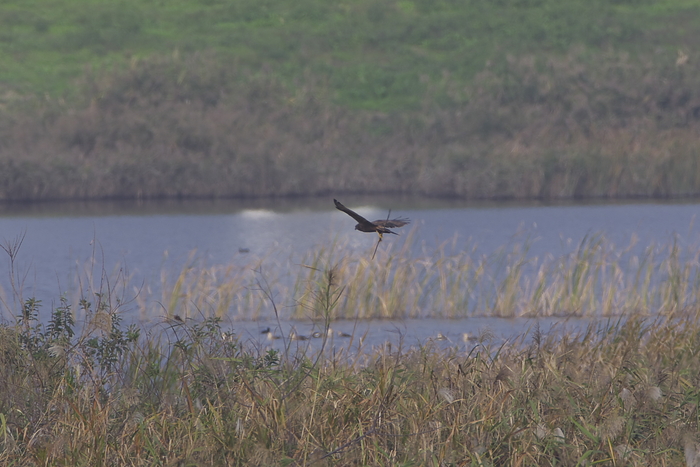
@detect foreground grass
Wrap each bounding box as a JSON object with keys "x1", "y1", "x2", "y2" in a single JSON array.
[
  {"x1": 1, "y1": 296, "x2": 700, "y2": 465},
  {"x1": 2, "y1": 235, "x2": 700, "y2": 464}
]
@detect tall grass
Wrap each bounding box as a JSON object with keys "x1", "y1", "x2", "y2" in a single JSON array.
[
  {"x1": 2, "y1": 286, "x2": 700, "y2": 464},
  {"x1": 2, "y1": 234, "x2": 700, "y2": 464},
  {"x1": 30, "y1": 232, "x2": 695, "y2": 323}
]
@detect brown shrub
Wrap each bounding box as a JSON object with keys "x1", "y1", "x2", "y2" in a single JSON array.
[{"x1": 1, "y1": 49, "x2": 700, "y2": 200}]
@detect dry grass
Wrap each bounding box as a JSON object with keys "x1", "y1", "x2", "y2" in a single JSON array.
[
  {"x1": 114, "y1": 232, "x2": 700, "y2": 322},
  {"x1": 2, "y1": 48, "x2": 700, "y2": 201},
  {"x1": 1, "y1": 301, "x2": 700, "y2": 465},
  {"x1": 1, "y1": 234, "x2": 700, "y2": 465}
]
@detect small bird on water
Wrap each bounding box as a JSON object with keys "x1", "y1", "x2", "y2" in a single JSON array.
[
  {"x1": 267, "y1": 331, "x2": 281, "y2": 341},
  {"x1": 290, "y1": 331, "x2": 309, "y2": 341}
]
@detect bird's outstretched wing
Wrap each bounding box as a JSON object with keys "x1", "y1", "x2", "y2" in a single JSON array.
[
  {"x1": 334, "y1": 199, "x2": 373, "y2": 227},
  {"x1": 373, "y1": 218, "x2": 410, "y2": 229}
]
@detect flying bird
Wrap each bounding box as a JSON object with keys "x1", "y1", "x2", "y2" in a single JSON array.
[{"x1": 334, "y1": 199, "x2": 410, "y2": 241}]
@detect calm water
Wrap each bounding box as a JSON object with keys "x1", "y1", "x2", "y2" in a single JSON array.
[{"x1": 0, "y1": 196, "x2": 697, "y2": 347}]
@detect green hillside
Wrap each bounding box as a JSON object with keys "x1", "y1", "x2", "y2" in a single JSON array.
[
  {"x1": 1, "y1": 0, "x2": 700, "y2": 200},
  {"x1": 2, "y1": 0, "x2": 698, "y2": 107}
]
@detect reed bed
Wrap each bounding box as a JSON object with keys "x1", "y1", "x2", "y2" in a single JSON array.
[
  {"x1": 1, "y1": 293, "x2": 700, "y2": 465},
  {"x1": 1, "y1": 235, "x2": 700, "y2": 465},
  {"x1": 103, "y1": 233, "x2": 700, "y2": 322}
]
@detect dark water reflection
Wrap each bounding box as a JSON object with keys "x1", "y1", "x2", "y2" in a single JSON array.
[{"x1": 0, "y1": 196, "x2": 698, "y2": 344}]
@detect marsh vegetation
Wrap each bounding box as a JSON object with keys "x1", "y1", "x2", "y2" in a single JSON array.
[
  {"x1": 1, "y1": 234, "x2": 700, "y2": 465},
  {"x1": 128, "y1": 232, "x2": 700, "y2": 322},
  {"x1": 1, "y1": 0, "x2": 700, "y2": 200}
]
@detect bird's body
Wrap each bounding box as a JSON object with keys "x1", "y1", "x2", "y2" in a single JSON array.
[
  {"x1": 290, "y1": 331, "x2": 309, "y2": 341},
  {"x1": 267, "y1": 331, "x2": 281, "y2": 341},
  {"x1": 334, "y1": 199, "x2": 410, "y2": 240}
]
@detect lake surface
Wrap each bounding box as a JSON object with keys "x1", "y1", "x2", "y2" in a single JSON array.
[{"x1": 0, "y1": 196, "x2": 697, "y2": 348}]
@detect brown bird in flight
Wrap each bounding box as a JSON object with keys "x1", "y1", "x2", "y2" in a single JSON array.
[{"x1": 334, "y1": 199, "x2": 410, "y2": 241}]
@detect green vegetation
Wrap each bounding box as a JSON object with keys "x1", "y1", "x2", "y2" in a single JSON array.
[
  {"x1": 1, "y1": 0, "x2": 697, "y2": 105},
  {"x1": 2, "y1": 235, "x2": 700, "y2": 464},
  {"x1": 1, "y1": 0, "x2": 700, "y2": 200}
]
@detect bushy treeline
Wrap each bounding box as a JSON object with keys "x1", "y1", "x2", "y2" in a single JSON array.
[
  {"x1": 1, "y1": 0, "x2": 700, "y2": 200},
  {"x1": 1, "y1": 48, "x2": 700, "y2": 201}
]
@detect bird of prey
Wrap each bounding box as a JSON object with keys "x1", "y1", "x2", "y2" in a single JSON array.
[{"x1": 334, "y1": 199, "x2": 410, "y2": 241}]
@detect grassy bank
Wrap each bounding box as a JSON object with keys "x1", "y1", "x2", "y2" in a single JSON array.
[
  {"x1": 2, "y1": 290, "x2": 700, "y2": 464},
  {"x1": 2, "y1": 0, "x2": 697, "y2": 103},
  {"x1": 2, "y1": 50, "x2": 700, "y2": 201},
  {"x1": 1, "y1": 235, "x2": 700, "y2": 464},
  {"x1": 1, "y1": 1, "x2": 700, "y2": 200}
]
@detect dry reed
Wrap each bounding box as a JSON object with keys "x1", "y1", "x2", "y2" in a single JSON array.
[{"x1": 1, "y1": 234, "x2": 700, "y2": 465}]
